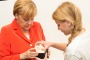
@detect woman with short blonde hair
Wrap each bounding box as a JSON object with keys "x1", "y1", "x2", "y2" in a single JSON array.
[{"x1": 0, "y1": 0, "x2": 48, "y2": 60}]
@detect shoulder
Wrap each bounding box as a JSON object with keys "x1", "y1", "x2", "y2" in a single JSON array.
[
  {"x1": 67, "y1": 31, "x2": 90, "y2": 50},
  {"x1": 1, "y1": 24, "x2": 12, "y2": 33},
  {"x1": 33, "y1": 21, "x2": 41, "y2": 26},
  {"x1": 33, "y1": 21, "x2": 42, "y2": 28},
  {"x1": 66, "y1": 31, "x2": 90, "y2": 60},
  {"x1": 65, "y1": 45, "x2": 82, "y2": 60}
]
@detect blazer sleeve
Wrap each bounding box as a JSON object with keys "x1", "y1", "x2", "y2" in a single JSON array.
[
  {"x1": 39, "y1": 23, "x2": 45, "y2": 41},
  {"x1": 0, "y1": 27, "x2": 20, "y2": 60}
]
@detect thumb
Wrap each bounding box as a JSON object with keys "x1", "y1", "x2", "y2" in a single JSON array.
[{"x1": 29, "y1": 48, "x2": 36, "y2": 51}]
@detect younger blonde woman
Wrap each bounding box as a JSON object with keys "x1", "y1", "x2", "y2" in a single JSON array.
[{"x1": 36, "y1": 2, "x2": 90, "y2": 60}]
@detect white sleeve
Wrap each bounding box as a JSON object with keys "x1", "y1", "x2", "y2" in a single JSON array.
[{"x1": 65, "y1": 54, "x2": 81, "y2": 60}]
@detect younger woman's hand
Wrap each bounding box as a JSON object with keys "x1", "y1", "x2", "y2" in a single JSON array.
[{"x1": 35, "y1": 41, "x2": 52, "y2": 50}]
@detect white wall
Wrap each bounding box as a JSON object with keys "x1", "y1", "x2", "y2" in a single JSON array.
[{"x1": 0, "y1": 0, "x2": 90, "y2": 60}]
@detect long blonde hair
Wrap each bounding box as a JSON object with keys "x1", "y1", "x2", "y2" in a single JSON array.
[
  {"x1": 13, "y1": 0, "x2": 37, "y2": 19},
  {"x1": 52, "y1": 2, "x2": 82, "y2": 45}
]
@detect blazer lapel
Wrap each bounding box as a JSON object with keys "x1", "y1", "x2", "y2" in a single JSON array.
[{"x1": 12, "y1": 19, "x2": 30, "y2": 43}]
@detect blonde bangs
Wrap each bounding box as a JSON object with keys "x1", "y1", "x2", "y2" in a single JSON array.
[
  {"x1": 52, "y1": 7, "x2": 68, "y2": 21},
  {"x1": 20, "y1": 5, "x2": 37, "y2": 19}
]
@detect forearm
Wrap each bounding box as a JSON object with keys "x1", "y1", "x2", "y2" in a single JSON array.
[
  {"x1": 0, "y1": 54, "x2": 20, "y2": 60},
  {"x1": 20, "y1": 52, "x2": 30, "y2": 60},
  {"x1": 51, "y1": 42, "x2": 67, "y2": 51}
]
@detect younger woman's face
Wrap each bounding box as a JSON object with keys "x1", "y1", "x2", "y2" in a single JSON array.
[
  {"x1": 16, "y1": 15, "x2": 34, "y2": 31},
  {"x1": 55, "y1": 20, "x2": 73, "y2": 35}
]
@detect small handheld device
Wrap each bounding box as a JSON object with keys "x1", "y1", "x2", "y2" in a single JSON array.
[
  {"x1": 35, "y1": 44, "x2": 48, "y2": 59},
  {"x1": 36, "y1": 49, "x2": 48, "y2": 59}
]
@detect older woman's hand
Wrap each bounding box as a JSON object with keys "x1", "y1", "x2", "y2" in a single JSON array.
[{"x1": 20, "y1": 48, "x2": 38, "y2": 59}]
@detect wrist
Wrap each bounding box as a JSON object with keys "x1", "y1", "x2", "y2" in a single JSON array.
[
  {"x1": 49, "y1": 42, "x2": 54, "y2": 47},
  {"x1": 20, "y1": 53, "x2": 27, "y2": 59}
]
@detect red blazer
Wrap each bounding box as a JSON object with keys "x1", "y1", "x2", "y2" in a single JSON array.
[{"x1": 0, "y1": 19, "x2": 45, "y2": 60}]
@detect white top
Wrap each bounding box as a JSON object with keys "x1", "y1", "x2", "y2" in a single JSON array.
[
  {"x1": 26, "y1": 34, "x2": 30, "y2": 40},
  {"x1": 65, "y1": 30, "x2": 90, "y2": 60}
]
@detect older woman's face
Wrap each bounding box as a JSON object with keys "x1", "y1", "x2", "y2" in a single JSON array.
[
  {"x1": 55, "y1": 20, "x2": 72, "y2": 35},
  {"x1": 16, "y1": 15, "x2": 34, "y2": 31}
]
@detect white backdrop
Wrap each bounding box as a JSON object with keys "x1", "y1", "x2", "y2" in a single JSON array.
[{"x1": 0, "y1": 0, "x2": 90, "y2": 60}]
